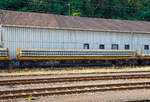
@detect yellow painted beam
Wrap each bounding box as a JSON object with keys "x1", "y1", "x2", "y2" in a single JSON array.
[
  {"x1": 0, "y1": 57, "x2": 10, "y2": 60},
  {"x1": 141, "y1": 56, "x2": 150, "y2": 59},
  {"x1": 17, "y1": 56, "x2": 137, "y2": 60}
]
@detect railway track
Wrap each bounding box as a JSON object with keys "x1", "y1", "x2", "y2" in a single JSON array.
[
  {"x1": 1, "y1": 82, "x2": 150, "y2": 100},
  {"x1": 1, "y1": 73, "x2": 150, "y2": 86},
  {"x1": 126, "y1": 100, "x2": 150, "y2": 102}
]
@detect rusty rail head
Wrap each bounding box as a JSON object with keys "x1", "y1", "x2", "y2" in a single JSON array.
[
  {"x1": 0, "y1": 73, "x2": 150, "y2": 86},
  {"x1": 1, "y1": 82, "x2": 150, "y2": 100},
  {"x1": 1, "y1": 82, "x2": 150, "y2": 95}
]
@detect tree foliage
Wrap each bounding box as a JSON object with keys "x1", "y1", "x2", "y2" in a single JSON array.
[{"x1": 0, "y1": 0, "x2": 150, "y2": 21}]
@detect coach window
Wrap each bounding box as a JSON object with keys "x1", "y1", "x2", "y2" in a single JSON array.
[
  {"x1": 144, "y1": 45, "x2": 149, "y2": 50},
  {"x1": 125, "y1": 44, "x2": 130, "y2": 50},
  {"x1": 99, "y1": 44, "x2": 105, "y2": 49},
  {"x1": 111, "y1": 44, "x2": 118, "y2": 50},
  {"x1": 84, "y1": 44, "x2": 89, "y2": 49}
]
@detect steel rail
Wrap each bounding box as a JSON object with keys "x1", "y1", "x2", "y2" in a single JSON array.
[
  {"x1": 1, "y1": 82, "x2": 150, "y2": 100},
  {"x1": 126, "y1": 100, "x2": 150, "y2": 102},
  {"x1": 1, "y1": 74, "x2": 150, "y2": 86}
]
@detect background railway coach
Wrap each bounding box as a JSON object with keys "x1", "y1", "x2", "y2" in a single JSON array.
[{"x1": 0, "y1": 10, "x2": 150, "y2": 67}]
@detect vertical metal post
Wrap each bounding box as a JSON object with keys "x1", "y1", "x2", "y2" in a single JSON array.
[
  {"x1": 0, "y1": 12, "x2": 3, "y2": 24},
  {"x1": 131, "y1": 32, "x2": 134, "y2": 49},
  {"x1": 0, "y1": 12, "x2": 3, "y2": 48},
  {"x1": 68, "y1": 3, "x2": 71, "y2": 16}
]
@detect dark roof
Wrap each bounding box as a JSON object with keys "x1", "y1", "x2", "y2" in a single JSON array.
[
  {"x1": 1, "y1": 10, "x2": 150, "y2": 32},
  {"x1": 0, "y1": 10, "x2": 58, "y2": 28}
]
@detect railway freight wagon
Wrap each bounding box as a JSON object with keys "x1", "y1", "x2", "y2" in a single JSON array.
[
  {"x1": 0, "y1": 10, "x2": 150, "y2": 68},
  {"x1": 16, "y1": 48, "x2": 137, "y2": 67}
]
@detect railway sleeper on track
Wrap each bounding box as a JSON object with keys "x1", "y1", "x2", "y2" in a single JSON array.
[{"x1": 1, "y1": 82, "x2": 150, "y2": 100}]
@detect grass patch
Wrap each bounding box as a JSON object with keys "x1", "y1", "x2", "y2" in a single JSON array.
[
  {"x1": 0, "y1": 66, "x2": 150, "y2": 76},
  {"x1": 28, "y1": 94, "x2": 35, "y2": 100}
]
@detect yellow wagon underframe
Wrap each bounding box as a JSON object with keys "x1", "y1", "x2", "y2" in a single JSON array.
[
  {"x1": 141, "y1": 56, "x2": 150, "y2": 59},
  {"x1": 0, "y1": 56, "x2": 10, "y2": 60},
  {"x1": 17, "y1": 56, "x2": 137, "y2": 60}
]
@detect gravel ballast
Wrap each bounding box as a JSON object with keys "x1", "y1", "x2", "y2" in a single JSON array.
[
  {"x1": 0, "y1": 78, "x2": 150, "y2": 91},
  {"x1": 1, "y1": 71, "x2": 150, "y2": 80},
  {"x1": 1, "y1": 72, "x2": 150, "y2": 102},
  {"x1": 1, "y1": 89, "x2": 150, "y2": 102}
]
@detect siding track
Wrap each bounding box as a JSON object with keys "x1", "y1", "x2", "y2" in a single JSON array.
[
  {"x1": 1, "y1": 82, "x2": 150, "y2": 100},
  {"x1": 1, "y1": 73, "x2": 150, "y2": 86}
]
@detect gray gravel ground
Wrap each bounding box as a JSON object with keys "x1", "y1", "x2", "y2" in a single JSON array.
[
  {"x1": 1, "y1": 89, "x2": 150, "y2": 102},
  {"x1": 1, "y1": 72, "x2": 150, "y2": 102}
]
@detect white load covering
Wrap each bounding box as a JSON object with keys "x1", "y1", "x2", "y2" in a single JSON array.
[
  {"x1": 140, "y1": 50, "x2": 150, "y2": 56},
  {"x1": 0, "y1": 48, "x2": 8, "y2": 57},
  {"x1": 19, "y1": 48, "x2": 137, "y2": 57}
]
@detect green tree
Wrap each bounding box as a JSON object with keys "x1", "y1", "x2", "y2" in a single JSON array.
[{"x1": 0, "y1": 0, "x2": 150, "y2": 21}]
